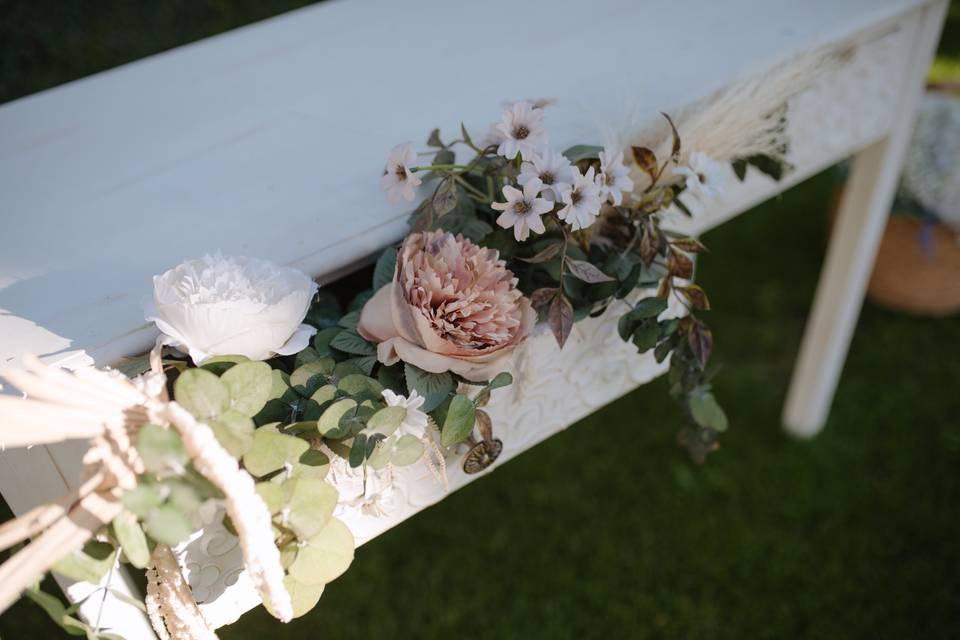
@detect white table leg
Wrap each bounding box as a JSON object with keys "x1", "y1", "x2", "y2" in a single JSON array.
[{"x1": 782, "y1": 0, "x2": 948, "y2": 438}]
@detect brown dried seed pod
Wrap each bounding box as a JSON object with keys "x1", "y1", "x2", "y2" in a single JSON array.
[{"x1": 462, "y1": 438, "x2": 503, "y2": 474}]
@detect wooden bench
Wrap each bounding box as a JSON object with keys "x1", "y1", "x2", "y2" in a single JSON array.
[{"x1": 0, "y1": 0, "x2": 947, "y2": 635}]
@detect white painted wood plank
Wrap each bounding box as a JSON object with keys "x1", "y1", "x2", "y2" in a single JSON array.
[{"x1": 0, "y1": 0, "x2": 932, "y2": 371}]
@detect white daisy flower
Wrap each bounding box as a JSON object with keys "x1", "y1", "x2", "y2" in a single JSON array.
[
  {"x1": 495, "y1": 101, "x2": 547, "y2": 160},
  {"x1": 673, "y1": 151, "x2": 728, "y2": 201},
  {"x1": 597, "y1": 148, "x2": 635, "y2": 206},
  {"x1": 380, "y1": 144, "x2": 422, "y2": 204},
  {"x1": 381, "y1": 389, "x2": 429, "y2": 439},
  {"x1": 492, "y1": 179, "x2": 553, "y2": 242},
  {"x1": 518, "y1": 150, "x2": 575, "y2": 201},
  {"x1": 557, "y1": 167, "x2": 603, "y2": 231}
]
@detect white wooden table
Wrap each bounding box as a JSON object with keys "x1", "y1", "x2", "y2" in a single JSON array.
[{"x1": 0, "y1": 0, "x2": 947, "y2": 636}]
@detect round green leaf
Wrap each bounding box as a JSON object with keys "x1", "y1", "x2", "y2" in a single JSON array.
[
  {"x1": 200, "y1": 354, "x2": 249, "y2": 376},
  {"x1": 255, "y1": 482, "x2": 286, "y2": 514},
  {"x1": 137, "y1": 423, "x2": 187, "y2": 474},
  {"x1": 143, "y1": 504, "x2": 194, "y2": 546},
  {"x1": 264, "y1": 575, "x2": 325, "y2": 620},
  {"x1": 209, "y1": 409, "x2": 255, "y2": 458},
  {"x1": 174, "y1": 368, "x2": 229, "y2": 420},
  {"x1": 366, "y1": 436, "x2": 393, "y2": 470},
  {"x1": 284, "y1": 477, "x2": 339, "y2": 540},
  {"x1": 113, "y1": 510, "x2": 150, "y2": 569},
  {"x1": 366, "y1": 406, "x2": 405, "y2": 435},
  {"x1": 391, "y1": 434, "x2": 425, "y2": 466},
  {"x1": 290, "y1": 359, "x2": 335, "y2": 395},
  {"x1": 318, "y1": 398, "x2": 357, "y2": 438},
  {"x1": 337, "y1": 374, "x2": 383, "y2": 398},
  {"x1": 689, "y1": 392, "x2": 728, "y2": 432},
  {"x1": 243, "y1": 429, "x2": 310, "y2": 478},
  {"x1": 288, "y1": 518, "x2": 355, "y2": 586},
  {"x1": 221, "y1": 361, "x2": 274, "y2": 417}
]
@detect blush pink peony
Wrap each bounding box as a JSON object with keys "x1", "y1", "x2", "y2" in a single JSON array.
[{"x1": 357, "y1": 230, "x2": 536, "y2": 381}]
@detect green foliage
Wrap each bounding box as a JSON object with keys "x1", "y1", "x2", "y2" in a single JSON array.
[
  {"x1": 137, "y1": 423, "x2": 188, "y2": 473},
  {"x1": 51, "y1": 541, "x2": 116, "y2": 584},
  {"x1": 243, "y1": 429, "x2": 310, "y2": 477},
  {"x1": 112, "y1": 510, "x2": 151, "y2": 569},
  {"x1": 287, "y1": 519, "x2": 355, "y2": 586},
  {"x1": 404, "y1": 364, "x2": 453, "y2": 412},
  {"x1": 439, "y1": 394, "x2": 477, "y2": 447}
]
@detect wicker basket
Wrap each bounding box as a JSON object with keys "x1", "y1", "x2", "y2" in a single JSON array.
[{"x1": 866, "y1": 216, "x2": 960, "y2": 316}]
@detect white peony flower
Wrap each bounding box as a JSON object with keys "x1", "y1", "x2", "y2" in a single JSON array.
[
  {"x1": 145, "y1": 254, "x2": 318, "y2": 364},
  {"x1": 597, "y1": 148, "x2": 635, "y2": 206},
  {"x1": 380, "y1": 143, "x2": 422, "y2": 204},
  {"x1": 557, "y1": 167, "x2": 603, "y2": 231},
  {"x1": 496, "y1": 101, "x2": 548, "y2": 160},
  {"x1": 381, "y1": 389, "x2": 429, "y2": 439},
  {"x1": 492, "y1": 179, "x2": 553, "y2": 242},
  {"x1": 518, "y1": 150, "x2": 574, "y2": 202},
  {"x1": 673, "y1": 151, "x2": 728, "y2": 201}
]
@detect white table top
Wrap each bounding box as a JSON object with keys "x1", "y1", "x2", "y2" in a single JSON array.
[{"x1": 0, "y1": 0, "x2": 927, "y2": 369}]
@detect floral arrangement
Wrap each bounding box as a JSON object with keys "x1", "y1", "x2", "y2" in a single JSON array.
[{"x1": 0, "y1": 93, "x2": 793, "y2": 639}]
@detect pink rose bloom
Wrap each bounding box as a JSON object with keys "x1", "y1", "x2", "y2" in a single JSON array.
[{"x1": 358, "y1": 230, "x2": 536, "y2": 382}]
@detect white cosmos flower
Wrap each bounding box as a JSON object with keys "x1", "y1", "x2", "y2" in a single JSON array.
[
  {"x1": 557, "y1": 167, "x2": 603, "y2": 231},
  {"x1": 491, "y1": 179, "x2": 553, "y2": 242},
  {"x1": 496, "y1": 101, "x2": 547, "y2": 160},
  {"x1": 518, "y1": 150, "x2": 574, "y2": 201},
  {"x1": 381, "y1": 389, "x2": 429, "y2": 439},
  {"x1": 380, "y1": 143, "x2": 422, "y2": 204},
  {"x1": 597, "y1": 148, "x2": 635, "y2": 206},
  {"x1": 673, "y1": 151, "x2": 728, "y2": 201},
  {"x1": 145, "y1": 254, "x2": 318, "y2": 364}
]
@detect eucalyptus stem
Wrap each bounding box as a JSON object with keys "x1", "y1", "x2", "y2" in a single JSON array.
[
  {"x1": 411, "y1": 163, "x2": 470, "y2": 172},
  {"x1": 454, "y1": 175, "x2": 489, "y2": 202}
]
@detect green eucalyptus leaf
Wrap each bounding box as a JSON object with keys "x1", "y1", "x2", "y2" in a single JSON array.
[
  {"x1": 391, "y1": 434, "x2": 425, "y2": 466},
  {"x1": 366, "y1": 406, "x2": 405, "y2": 435},
  {"x1": 243, "y1": 429, "x2": 310, "y2": 477},
  {"x1": 255, "y1": 482, "x2": 286, "y2": 514},
  {"x1": 331, "y1": 361, "x2": 364, "y2": 381},
  {"x1": 144, "y1": 504, "x2": 194, "y2": 546},
  {"x1": 200, "y1": 354, "x2": 249, "y2": 376},
  {"x1": 632, "y1": 321, "x2": 660, "y2": 352},
  {"x1": 349, "y1": 433, "x2": 368, "y2": 468},
  {"x1": 440, "y1": 394, "x2": 476, "y2": 447},
  {"x1": 112, "y1": 511, "x2": 150, "y2": 569},
  {"x1": 264, "y1": 575, "x2": 325, "y2": 620},
  {"x1": 632, "y1": 296, "x2": 669, "y2": 319},
  {"x1": 289, "y1": 449, "x2": 330, "y2": 480},
  {"x1": 122, "y1": 484, "x2": 163, "y2": 518},
  {"x1": 404, "y1": 364, "x2": 453, "y2": 412},
  {"x1": 137, "y1": 423, "x2": 188, "y2": 474},
  {"x1": 294, "y1": 347, "x2": 321, "y2": 368},
  {"x1": 284, "y1": 477, "x2": 339, "y2": 540},
  {"x1": 562, "y1": 144, "x2": 603, "y2": 162},
  {"x1": 174, "y1": 368, "x2": 229, "y2": 420},
  {"x1": 290, "y1": 359, "x2": 335, "y2": 396},
  {"x1": 317, "y1": 398, "x2": 358, "y2": 438},
  {"x1": 337, "y1": 374, "x2": 383, "y2": 400},
  {"x1": 487, "y1": 372, "x2": 513, "y2": 391},
  {"x1": 689, "y1": 391, "x2": 729, "y2": 432},
  {"x1": 288, "y1": 518, "x2": 355, "y2": 586},
  {"x1": 52, "y1": 541, "x2": 117, "y2": 584},
  {"x1": 209, "y1": 409, "x2": 255, "y2": 458},
  {"x1": 221, "y1": 361, "x2": 273, "y2": 418}
]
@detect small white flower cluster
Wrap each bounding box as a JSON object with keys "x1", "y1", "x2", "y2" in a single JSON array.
[
  {"x1": 378, "y1": 100, "x2": 733, "y2": 242},
  {"x1": 490, "y1": 101, "x2": 634, "y2": 239}
]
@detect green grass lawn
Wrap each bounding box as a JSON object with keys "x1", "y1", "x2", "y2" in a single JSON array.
[{"x1": 2, "y1": 2, "x2": 960, "y2": 639}]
